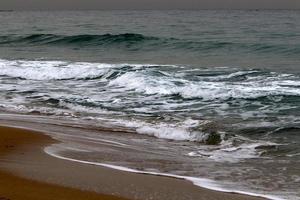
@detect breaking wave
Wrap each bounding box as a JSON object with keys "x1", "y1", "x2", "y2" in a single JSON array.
[{"x1": 1, "y1": 59, "x2": 300, "y2": 102}]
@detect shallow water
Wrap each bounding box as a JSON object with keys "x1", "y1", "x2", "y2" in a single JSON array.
[{"x1": 0, "y1": 10, "x2": 300, "y2": 200}]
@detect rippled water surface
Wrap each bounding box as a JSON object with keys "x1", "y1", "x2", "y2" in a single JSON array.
[{"x1": 0, "y1": 10, "x2": 300, "y2": 200}]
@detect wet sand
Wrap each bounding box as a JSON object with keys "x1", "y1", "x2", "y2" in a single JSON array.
[
  {"x1": 0, "y1": 126, "x2": 128, "y2": 200},
  {"x1": 0, "y1": 125, "x2": 267, "y2": 200}
]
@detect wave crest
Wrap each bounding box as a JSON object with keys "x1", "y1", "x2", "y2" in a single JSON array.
[
  {"x1": 1, "y1": 33, "x2": 300, "y2": 55},
  {"x1": 0, "y1": 33, "x2": 159, "y2": 46}
]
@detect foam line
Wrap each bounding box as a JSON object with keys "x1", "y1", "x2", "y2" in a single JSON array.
[{"x1": 44, "y1": 146, "x2": 285, "y2": 200}]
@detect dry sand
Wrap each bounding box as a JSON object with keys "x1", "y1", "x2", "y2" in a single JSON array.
[{"x1": 0, "y1": 125, "x2": 267, "y2": 200}]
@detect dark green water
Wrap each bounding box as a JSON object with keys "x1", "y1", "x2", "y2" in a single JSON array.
[{"x1": 0, "y1": 10, "x2": 300, "y2": 72}]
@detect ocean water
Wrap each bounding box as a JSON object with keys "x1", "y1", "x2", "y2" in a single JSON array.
[{"x1": 0, "y1": 10, "x2": 300, "y2": 199}]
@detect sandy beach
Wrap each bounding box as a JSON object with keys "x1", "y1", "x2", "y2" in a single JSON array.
[
  {"x1": 0, "y1": 126, "x2": 129, "y2": 200},
  {"x1": 0, "y1": 125, "x2": 268, "y2": 200}
]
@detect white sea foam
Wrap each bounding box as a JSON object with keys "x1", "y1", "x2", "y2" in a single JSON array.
[
  {"x1": 2, "y1": 59, "x2": 300, "y2": 101},
  {"x1": 108, "y1": 68, "x2": 300, "y2": 100},
  {"x1": 202, "y1": 70, "x2": 260, "y2": 81},
  {"x1": 0, "y1": 59, "x2": 169, "y2": 80},
  {"x1": 106, "y1": 118, "x2": 215, "y2": 142},
  {"x1": 0, "y1": 59, "x2": 116, "y2": 80},
  {"x1": 136, "y1": 125, "x2": 206, "y2": 141},
  {"x1": 188, "y1": 141, "x2": 278, "y2": 163},
  {"x1": 0, "y1": 59, "x2": 173, "y2": 80}
]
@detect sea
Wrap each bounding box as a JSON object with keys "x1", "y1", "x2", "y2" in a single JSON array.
[{"x1": 0, "y1": 10, "x2": 300, "y2": 200}]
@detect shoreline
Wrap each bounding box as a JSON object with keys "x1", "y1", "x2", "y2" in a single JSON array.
[
  {"x1": 0, "y1": 125, "x2": 128, "y2": 200},
  {"x1": 45, "y1": 147, "x2": 282, "y2": 200},
  {"x1": 0, "y1": 124, "x2": 268, "y2": 200}
]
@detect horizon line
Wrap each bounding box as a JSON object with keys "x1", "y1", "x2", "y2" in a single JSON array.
[{"x1": 1, "y1": 8, "x2": 300, "y2": 11}]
